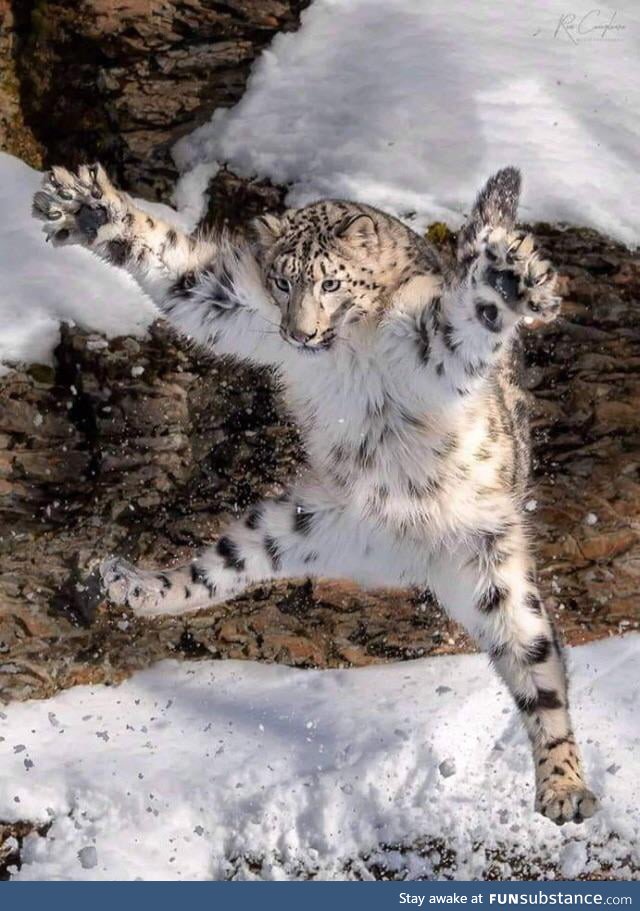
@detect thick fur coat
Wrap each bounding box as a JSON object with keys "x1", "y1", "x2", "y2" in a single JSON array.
[{"x1": 32, "y1": 163, "x2": 596, "y2": 825}]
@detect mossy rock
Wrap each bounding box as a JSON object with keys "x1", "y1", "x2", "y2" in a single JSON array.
[
  {"x1": 27, "y1": 363, "x2": 56, "y2": 385},
  {"x1": 425, "y1": 221, "x2": 455, "y2": 246}
]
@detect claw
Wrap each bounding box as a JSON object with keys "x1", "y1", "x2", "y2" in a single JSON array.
[
  {"x1": 86, "y1": 163, "x2": 103, "y2": 199},
  {"x1": 507, "y1": 234, "x2": 526, "y2": 255}
]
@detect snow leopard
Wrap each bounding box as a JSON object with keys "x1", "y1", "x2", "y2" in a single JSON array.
[{"x1": 32, "y1": 162, "x2": 598, "y2": 826}]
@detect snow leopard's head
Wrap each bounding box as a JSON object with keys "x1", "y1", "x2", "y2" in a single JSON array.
[{"x1": 252, "y1": 200, "x2": 417, "y2": 351}]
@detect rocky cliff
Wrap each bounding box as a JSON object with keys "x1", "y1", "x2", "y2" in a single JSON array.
[
  {"x1": 1, "y1": 0, "x2": 308, "y2": 197},
  {"x1": 1, "y1": 222, "x2": 638, "y2": 703}
]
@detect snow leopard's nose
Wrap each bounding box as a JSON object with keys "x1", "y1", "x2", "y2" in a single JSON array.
[{"x1": 289, "y1": 328, "x2": 318, "y2": 344}]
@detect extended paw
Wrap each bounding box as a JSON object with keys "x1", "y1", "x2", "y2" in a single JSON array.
[
  {"x1": 32, "y1": 163, "x2": 121, "y2": 247},
  {"x1": 100, "y1": 556, "x2": 167, "y2": 617},
  {"x1": 474, "y1": 226, "x2": 560, "y2": 327},
  {"x1": 536, "y1": 782, "x2": 598, "y2": 826}
]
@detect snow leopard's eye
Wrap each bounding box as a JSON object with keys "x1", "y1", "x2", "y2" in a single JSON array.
[
  {"x1": 272, "y1": 276, "x2": 291, "y2": 294},
  {"x1": 321, "y1": 279, "x2": 341, "y2": 292}
]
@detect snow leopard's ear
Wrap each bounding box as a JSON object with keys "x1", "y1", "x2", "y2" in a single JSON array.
[
  {"x1": 251, "y1": 213, "x2": 284, "y2": 247},
  {"x1": 334, "y1": 212, "x2": 378, "y2": 248},
  {"x1": 457, "y1": 167, "x2": 521, "y2": 269}
]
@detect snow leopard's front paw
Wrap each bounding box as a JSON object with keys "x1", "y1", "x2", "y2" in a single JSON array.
[
  {"x1": 100, "y1": 556, "x2": 167, "y2": 618},
  {"x1": 32, "y1": 163, "x2": 121, "y2": 247},
  {"x1": 473, "y1": 227, "x2": 561, "y2": 331}
]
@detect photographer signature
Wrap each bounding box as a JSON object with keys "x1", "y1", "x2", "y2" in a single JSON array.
[{"x1": 551, "y1": 9, "x2": 626, "y2": 43}]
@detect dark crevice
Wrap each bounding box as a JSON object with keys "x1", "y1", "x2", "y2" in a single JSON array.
[{"x1": 53, "y1": 323, "x2": 102, "y2": 482}]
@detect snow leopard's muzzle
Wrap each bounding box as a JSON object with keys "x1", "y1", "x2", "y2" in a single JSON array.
[{"x1": 279, "y1": 325, "x2": 337, "y2": 352}]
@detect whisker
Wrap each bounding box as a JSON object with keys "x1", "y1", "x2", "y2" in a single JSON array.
[{"x1": 260, "y1": 316, "x2": 283, "y2": 331}]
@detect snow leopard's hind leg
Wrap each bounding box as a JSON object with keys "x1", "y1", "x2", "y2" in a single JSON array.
[
  {"x1": 429, "y1": 524, "x2": 598, "y2": 826},
  {"x1": 99, "y1": 488, "x2": 371, "y2": 618}
]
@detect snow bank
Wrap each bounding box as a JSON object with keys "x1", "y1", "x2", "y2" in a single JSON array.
[
  {"x1": 175, "y1": 0, "x2": 640, "y2": 245},
  {"x1": 0, "y1": 153, "x2": 189, "y2": 373},
  {"x1": 1, "y1": 635, "x2": 638, "y2": 881}
]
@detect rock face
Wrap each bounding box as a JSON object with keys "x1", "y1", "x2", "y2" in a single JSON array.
[
  {"x1": 2, "y1": 0, "x2": 309, "y2": 197},
  {"x1": 1, "y1": 222, "x2": 638, "y2": 703},
  {"x1": 526, "y1": 228, "x2": 640, "y2": 640},
  {"x1": 0, "y1": 0, "x2": 42, "y2": 165}
]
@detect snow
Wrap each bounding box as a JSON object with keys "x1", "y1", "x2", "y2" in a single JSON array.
[
  {"x1": 0, "y1": 153, "x2": 189, "y2": 373},
  {"x1": 173, "y1": 160, "x2": 219, "y2": 231},
  {"x1": 1, "y1": 634, "x2": 638, "y2": 881},
  {"x1": 174, "y1": 0, "x2": 640, "y2": 245}
]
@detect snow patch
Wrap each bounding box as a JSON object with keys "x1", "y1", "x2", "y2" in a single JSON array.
[
  {"x1": 172, "y1": 160, "x2": 219, "y2": 230},
  {"x1": 1, "y1": 635, "x2": 638, "y2": 880},
  {"x1": 175, "y1": 0, "x2": 640, "y2": 245}
]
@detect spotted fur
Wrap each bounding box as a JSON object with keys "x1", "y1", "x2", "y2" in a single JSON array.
[{"x1": 33, "y1": 163, "x2": 595, "y2": 826}]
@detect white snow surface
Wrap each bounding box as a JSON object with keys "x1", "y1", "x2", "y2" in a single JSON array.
[
  {"x1": 175, "y1": 0, "x2": 640, "y2": 245},
  {"x1": 0, "y1": 153, "x2": 190, "y2": 372},
  {"x1": 1, "y1": 634, "x2": 638, "y2": 881}
]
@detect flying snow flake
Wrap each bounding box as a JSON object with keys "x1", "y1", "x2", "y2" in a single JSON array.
[
  {"x1": 77, "y1": 846, "x2": 98, "y2": 870},
  {"x1": 438, "y1": 759, "x2": 456, "y2": 778}
]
